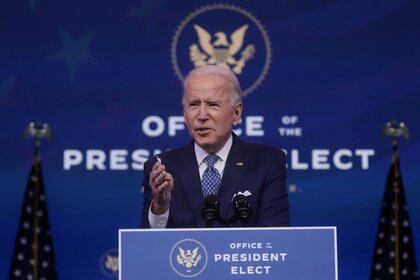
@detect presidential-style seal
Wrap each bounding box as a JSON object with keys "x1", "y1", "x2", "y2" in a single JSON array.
[
  {"x1": 100, "y1": 248, "x2": 119, "y2": 279},
  {"x1": 169, "y1": 239, "x2": 208, "y2": 278},
  {"x1": 171, "y1": 3, "x2": 272, "y2": 96}
]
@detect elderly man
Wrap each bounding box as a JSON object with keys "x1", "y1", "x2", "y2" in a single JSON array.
[{"x1": 141, "y1": 65, "x2": 289, "y2": 228}]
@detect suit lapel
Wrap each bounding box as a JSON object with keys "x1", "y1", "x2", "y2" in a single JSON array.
[
  {"x1": 218, "y1": 134, "x2": 249, "y2": 218},
  {"x1": 177, "y1": 141, "x2": 205, "y2": 227}
]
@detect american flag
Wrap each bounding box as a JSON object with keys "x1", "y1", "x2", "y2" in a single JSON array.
[
  {"x1": 9, "y1": 160, "x2": 58, "y2": 280},
  {"x1": 370, "y1": 153, "x2": 419, "y2": 280}
]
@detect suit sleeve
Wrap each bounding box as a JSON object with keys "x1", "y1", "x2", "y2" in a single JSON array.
[
  {"x1": 140, "y1": 158, "x2": 155, "y2": 228},
  {"x1": 257, "y1": 150, "x2": 289, "y2": 227}
]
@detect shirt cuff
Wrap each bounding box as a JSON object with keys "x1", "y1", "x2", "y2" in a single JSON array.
[{"x1": 148, "y1": 203, "x2": 169, "y2": 228}]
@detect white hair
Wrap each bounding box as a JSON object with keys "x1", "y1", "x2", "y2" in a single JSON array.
[{"x1": 183, "y1": 65, "x2": 242, "y2": 106}]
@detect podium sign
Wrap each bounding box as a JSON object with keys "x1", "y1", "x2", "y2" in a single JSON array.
[{"x1": 119, "y1": 227, "x2": 338, "y2": 280}]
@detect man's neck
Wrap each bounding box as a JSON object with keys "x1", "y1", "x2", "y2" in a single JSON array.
[{"x1": 194, "y1": 134, "x2": 233, "y2": 164}]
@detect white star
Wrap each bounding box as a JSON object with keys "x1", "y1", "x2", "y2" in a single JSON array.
[
  {"x1": 20, "y1": 237, "x2": 27, "y2": 245},
  {"x1": 14, "y1": 269, "x2": 21, "y2": 276},
  {"x1": 375, "y1": 263, "x2": 382, "y2": 270},
  {"x1": 28, "y1": 190, "x2": 34, "y2": 197},
  {"x1": 23, "y1": 221, "x2": 30, "y2": 229},
  {"x1": 390, "y1": 235, "x2": 395, "y2": 242},
  {"x1": 17, "y1": 253, "x2": 24, "y2": 261},
  {"x1": 391, "y1": 219, "x2": 396, "y2": 226},
  {"x1": 40, "y1": 195, "x2": 45, "y2": 201},
  {"x1": 37, "y1": 210, "x2": 43, "y2": 217},
  {"x1": 402, "y1": 268, "x2": 408, "y2": 275},
  {"x1": 26, "y1": 206, "x2": 32, "y2": 213},
  {"x1": 41, "y1": 260, "x2": 49, "y2": 268},
  {"x1": 402, "y1": 252, "x2": 409, "y2": 259},
  {"x1": 403, "y1": 220, "x2": 410, "y2": 227},
  {"x1": 380, "y1": 217, "x2": 385, "y2": 223},
  {"x1": 390, "y1": 251, "x2": 395, "y2": 258},
  {"x1": 378, "y1": 232, "x2": 384, "y2": 239},
  {"x1": 389, "y1": 267, "x2": 394, "y2": 274},
  {"x1": 403, "y1": 236, "x2": 409, "y2": 243},
  {"x1": 27, "y1": 274, "x2": 33, "y2": 280},
  {"x1": 44, "y1": 245, "x2": 51, "y2": 252},
  {"x1": 376, "y1": 248, "x2": 383, "y2": 255},
  {"x1": 30, "y1": 259, "x2": 34, "y2": 266}
]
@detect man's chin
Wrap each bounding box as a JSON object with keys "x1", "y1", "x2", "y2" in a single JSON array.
[
  {"x1": 194, "y1": 138, "x2": 213, "y2": 148},
  {"x1": 193, "y1": 137, "x2": 216, "y2": 153}
]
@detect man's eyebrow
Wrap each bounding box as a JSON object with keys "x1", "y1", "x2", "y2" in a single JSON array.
[{"x1": 206, "y1": 100, "x2": 221, "y2": 104}]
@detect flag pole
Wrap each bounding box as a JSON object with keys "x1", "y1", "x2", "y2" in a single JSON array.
[
  {"x1": 23, "y1": 123, "x2": 52, "y2": 280},
  {"x1": 382, "y1": 120, "x2": 410, "y2": 280}
]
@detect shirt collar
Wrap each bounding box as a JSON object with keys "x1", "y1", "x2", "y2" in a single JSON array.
[{"x1": 194, "y1": 134, "x2": 233, "y2": 165}]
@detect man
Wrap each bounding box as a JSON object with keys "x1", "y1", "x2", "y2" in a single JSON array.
[{"x1": 141, "y1": 65, "x2": 289, "y2": 228}]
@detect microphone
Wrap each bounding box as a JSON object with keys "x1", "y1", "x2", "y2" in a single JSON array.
[
  {"x1": 201, "y1": 195, "x2": 220, "y2": 227},
  {"x1": 232, "y1": 194, "x2": 252, "y2": 227}
]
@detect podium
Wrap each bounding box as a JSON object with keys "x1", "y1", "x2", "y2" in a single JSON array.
[{"x1": 119, "y1": 227, "x2": 338, "y2": 279}]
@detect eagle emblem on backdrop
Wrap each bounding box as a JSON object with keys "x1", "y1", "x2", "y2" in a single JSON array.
[
  {"x1": 190, "y1": 24, "x2": 255, "y2": 74},
  {"x1": 170, "y1": 239, "x2": 208, "y2": 277},
  {"x1": 171, "y1": 4, "x2": 272, "y2": 96}
]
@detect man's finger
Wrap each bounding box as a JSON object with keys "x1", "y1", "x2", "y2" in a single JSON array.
[
  {"x1": 154, "y1": 171, "x2": 167, "y2": 185},
  {"x1": 153, "y1": 165, "x2": 165, "y2": 176},
  {"x1": 157, "y1": 181, "x2": 168, "y2": 192},
  {"x1": 164, "y1": 173, "x2": 174, "y2": 189},
  {"x1": 150, "y1": 165, "x2": 165, "y2": 182},
  {"x1": 152, "y1": 162, "x2": 161, "y2": 173}
]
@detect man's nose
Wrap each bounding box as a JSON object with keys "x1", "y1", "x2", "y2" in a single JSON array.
[{"x1": 197, "y1": 104, "x2": 209, "y2": 121}]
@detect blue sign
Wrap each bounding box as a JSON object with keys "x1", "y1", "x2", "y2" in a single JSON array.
[{"x1": 119, "y1": 227, "x2": 338, "y2": 279}]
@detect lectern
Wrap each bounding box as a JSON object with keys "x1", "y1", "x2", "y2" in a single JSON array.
[{"x1": 119, "y1": 227, "x2": 338, "y2": 279}]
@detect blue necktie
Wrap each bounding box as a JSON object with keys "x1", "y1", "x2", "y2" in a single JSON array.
[{"x1": 201, "y1": 154, "x2": 221, "y2": 198}]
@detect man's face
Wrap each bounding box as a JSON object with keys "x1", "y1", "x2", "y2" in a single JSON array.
[{"x1": 183, "y1": 73, "x2": 242, "y2": 154}]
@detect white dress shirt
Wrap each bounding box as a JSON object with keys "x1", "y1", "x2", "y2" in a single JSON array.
[{"x1": 148, "y1": 135, "x2": 233, "y2": 228}]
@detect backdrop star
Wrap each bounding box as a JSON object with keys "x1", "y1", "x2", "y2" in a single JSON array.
[
  {"x1": 125, "y1": 0, "x2": 166, "y2": 18},
  {"x1": 47, "y1": 29, "x2": 94, "y2": 79},
  {"x1": 28, "y1": 0, "x2": 39, "y2": 11}
]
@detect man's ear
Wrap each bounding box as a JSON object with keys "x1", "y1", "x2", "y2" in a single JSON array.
[{"x1": 233, "y1": 103, "x2": 242, "y2": 125}]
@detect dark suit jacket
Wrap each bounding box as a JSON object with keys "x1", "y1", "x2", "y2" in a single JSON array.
[{"x1": 141, "y1": 133, "x2": 289, "y2": 228}]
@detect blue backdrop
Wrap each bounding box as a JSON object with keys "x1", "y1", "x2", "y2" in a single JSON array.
[{"x1": 1, "y1": 0, "x2": 419, "y2": 279}]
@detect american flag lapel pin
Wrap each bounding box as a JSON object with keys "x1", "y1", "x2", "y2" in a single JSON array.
[{"x1": 236, "y1": 161, "x2": 244, "y2": 166}]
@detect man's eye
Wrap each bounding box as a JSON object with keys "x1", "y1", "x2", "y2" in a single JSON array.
[
  {"x1": 209, "y1": 103, "x2": 220, "y2": 107},
  {"x1": 189, "y1": 102, "x2": 199, "y2": 107}
]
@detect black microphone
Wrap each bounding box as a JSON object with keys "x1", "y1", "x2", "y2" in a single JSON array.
[
  {"x1": 232, "y1": 194, "x2": 252, "y2": 227},
  {"x1": 201, "y1": 195, "x2": 220, "y2": 227}
]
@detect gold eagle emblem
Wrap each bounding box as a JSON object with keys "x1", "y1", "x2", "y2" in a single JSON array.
[
  {"x1": 104, "y1": 255, "x2": 119, "y2": 273},
  {"x1": 176, "y1": 247, "x2": 202, "y2": 270},
  {"x1": 190, "y1": 24, "x2": 255, "y2": 74}
]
